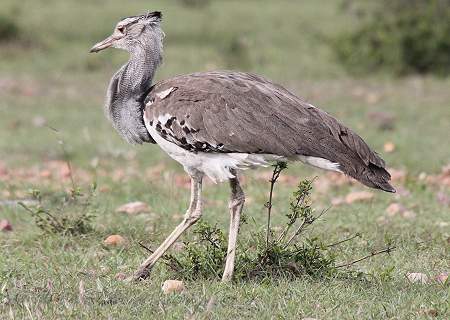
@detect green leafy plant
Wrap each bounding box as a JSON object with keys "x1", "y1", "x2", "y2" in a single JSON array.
[
  {"x1": 19, "y1": 184, "x2": 97, "y2": 236},
  {"x1": 334, "y1": 0, "x2": 450, "y2": 75},
  {"x1": 17, "y1": 133, "x2": 98, "y2": 236},
  {"x1": 158, "y1": 163, "x2": 395, "y2": 281},
  {"x1": 0, "y1": 14, "x2": 20, "y2": 43},
  {"x1": 163, "y1": 222, "x2": 228, "y2": 279}
]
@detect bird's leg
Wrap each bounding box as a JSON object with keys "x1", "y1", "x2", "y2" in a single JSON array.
[
  {"x1": 222, "y1": 170, "x2": 245, "y2": 282},
  {"x1": 132, "y1": 172, "x2": 203, "y2": 281}
]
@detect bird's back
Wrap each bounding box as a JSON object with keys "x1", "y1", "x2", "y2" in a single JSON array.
[{"x1": 144, "y1": 71, "x2": 394, "y2": 192}]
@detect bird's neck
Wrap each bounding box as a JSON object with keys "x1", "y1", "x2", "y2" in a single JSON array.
[{"x1": 106, "y1": 43, "x2": 162, "y2": 144}]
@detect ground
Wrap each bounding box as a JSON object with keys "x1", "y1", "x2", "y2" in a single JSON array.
[{"x1": 0, "y1": 0, "x2": 449, "y2": 319}]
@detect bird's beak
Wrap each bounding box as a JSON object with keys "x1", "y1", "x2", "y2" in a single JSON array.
[{"x1": 89, "y1": 35, "x2": 115, "y2": 53}]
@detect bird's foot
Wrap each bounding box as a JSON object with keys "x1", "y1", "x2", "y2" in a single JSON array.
[
  {"x1": 221, "y1": 271, "x2": 233, "y2": 283},
  {"x1": 126, "y1": 266, "x2": 153, "y2": 283}
]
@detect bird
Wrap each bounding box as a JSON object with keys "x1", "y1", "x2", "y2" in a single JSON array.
[{"x1": 90, "y1": 11, "x2": 395, "y2": 282}]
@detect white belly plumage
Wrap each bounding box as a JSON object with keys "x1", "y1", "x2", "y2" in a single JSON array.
[{"x1": 144, "y1": 116, "x2": 341, "y2": 183}]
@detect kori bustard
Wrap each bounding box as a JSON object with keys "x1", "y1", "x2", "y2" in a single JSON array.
[{"x1": 90, "y1": 11, "x2": 395, "y2": 282}]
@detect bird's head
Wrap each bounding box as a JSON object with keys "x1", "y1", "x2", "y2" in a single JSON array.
[{"x1": 90, "y1": 11, "x2": 163, "y2": 54}]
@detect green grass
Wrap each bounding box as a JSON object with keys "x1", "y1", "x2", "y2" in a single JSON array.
[{"x1": 0, "y1": 0, "x2": 449, "y2": 319}]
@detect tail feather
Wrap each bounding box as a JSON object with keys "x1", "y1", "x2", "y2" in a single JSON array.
[{"x1": 344, "y1": 162, "x2": 396, "y2": 193}]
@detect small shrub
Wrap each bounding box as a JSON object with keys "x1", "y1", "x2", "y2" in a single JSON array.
[
  {"x1": 19, "y1": 185, "x2": 97, "y2": 236},
  {"x1": 334, "y1": 0, "x2": 450, "y2": 75},
  {"x1": 161, "y1": 164, "x2": 394, "y2": 281},
  {"x1": 164, "y1": 222, "x2": 228, "y2": 279},
  {"x1": 0, "y1": 14, "x2": 20, "y2": 43}
]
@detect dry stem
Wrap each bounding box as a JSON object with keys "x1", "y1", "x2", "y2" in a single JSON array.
[{"x1": 335, "y1": 246, "x2": 396, "y2": 268}]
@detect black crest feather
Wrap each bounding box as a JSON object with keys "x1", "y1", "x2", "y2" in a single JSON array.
[
  {"x1": 147, "y1": 11, "x2": 162, "y2": 20},
  {"x1": 121, "y1": 11, "x2": 162, "y2": 24}
]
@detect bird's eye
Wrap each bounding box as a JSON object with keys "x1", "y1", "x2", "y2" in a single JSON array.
[{"x1": 117, "y1": 26, "x2": 125, "y2": 33}]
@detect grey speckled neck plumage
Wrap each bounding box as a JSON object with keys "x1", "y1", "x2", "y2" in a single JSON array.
[{"x1": 105, "y1": 29, "x2": 163, "y2": 144}]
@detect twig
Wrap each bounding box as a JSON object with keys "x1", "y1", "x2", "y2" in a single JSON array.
[
  {"x1": 277, "y1": 177, "x2": 317, "y2": 244},
  {"x1": 285, "y1": 206, "x2": 330, "y2": 247},
  {"x1": 138, "y1": 241, "x2": 154, "y2": 253},
  {"x1": 48, "y1": 126, "x2": 77, "y2": 195},
  {"x1": 139, "y1": 241, "x2": 182, "y2": 270},
  {"x1": 58, "y1": 140, "x2": 76, "y2": 194},
  {"x1": 276, "y1": 189, "x2": 307, "y2": 243},
  {"x1": 326, "y1": 233, "x2": 361, "y2": 248},
  {"x1": 265, "y1": 162, "x2": 287, "y2": 247},
  {"x1": 18, "y1": 202, "x2": 64, "y2": 229},
  {"x1": 335, "y1": 246, "x2": 396, "y2": 268}
]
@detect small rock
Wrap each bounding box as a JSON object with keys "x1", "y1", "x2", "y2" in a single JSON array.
[
  {"x1": 331, "y1": 197, "x2": 345, "y2": 206},
  {"x1": 98, "y1": 186, "x2": 111, "y2": 193},
  {"x1": 366, "y1": 92, "x2": 381, "y2": 105},
  {"x1": 400, "y1": 210, "x2": 416, "y2": 219},
  {"x1": 435, "y1": 272, "x2": 448, "y2": 284},
  {"x1": 32, "y1": 116, "x2": 47, "y2": 128},
  {"x1": 0, "y1": 219, "x2": 13, "y2": 232},
  {"x1": 426, "y1": 164, "x2": 450, "y2": 187},
  {"x1": 406, "y1": 272, "x2": 429, "y2": 284},
  {"x1": 104, "y1": 235, "x2": 126, "y2": 247},
  {"x1": 59, "y1": 165, "x2": 72, "y2": 179},
  {"x1": 383, "y1": 142, "x2": 396, "y2": 153},
  {"x1": 345, "y1": 191, "x2": 374, "y2": 204},
  {"x1": 162, "y1": 280, "x2": 185, "y2": 294},
  {"x1": 90, "y1": 157, "x2": 99, "y2": 168},
  {"x1": 40, "y1": 170, "x2": 52, "y2": 178},
  {"x1": 116, "y1": 201, "x2": 150, "y2": 215},
  {"x1": 385, "y1": 202, "x2": 415, "y2": 219},
  {"x1": 418, "y1": 172, "x2": 427, "y2": 181},
  {"x1": 385, "y1": 203, "x2": 405, "y2": 217}
]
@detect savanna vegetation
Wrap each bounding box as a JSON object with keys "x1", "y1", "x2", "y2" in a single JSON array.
[{"x1": 0, "y1": 0, "x2": 449, "y2": 319}]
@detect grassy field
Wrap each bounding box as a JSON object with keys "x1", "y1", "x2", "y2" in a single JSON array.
[{"x1": 0, "y1": 0, "x2": 449, "y2": 319}]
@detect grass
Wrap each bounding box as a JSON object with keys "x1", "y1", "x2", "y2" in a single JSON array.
[{"x1": 0, "y1": 0, "x2": 449, "y2": 319}]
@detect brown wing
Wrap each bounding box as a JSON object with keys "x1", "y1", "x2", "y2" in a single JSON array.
[{"x1": 144, "y1": 71, "x2": 394, "y2": 192}]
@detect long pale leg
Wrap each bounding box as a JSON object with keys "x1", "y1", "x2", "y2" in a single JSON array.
[
  {"x1": 222, "y1": 171, "x2": 245, "y2": 282},
  {"x1": 132, "y1": 172, "x2": 203, "y2": 281}
]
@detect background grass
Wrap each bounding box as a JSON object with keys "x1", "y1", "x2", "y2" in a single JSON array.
[{"x1": 0, "y1": 0, "x2": 449, "y2": 319}]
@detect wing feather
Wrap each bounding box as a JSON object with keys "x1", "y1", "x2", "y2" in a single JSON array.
[{"x1": 143, "y1": 71, "x2": 393, "y2": 191}]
